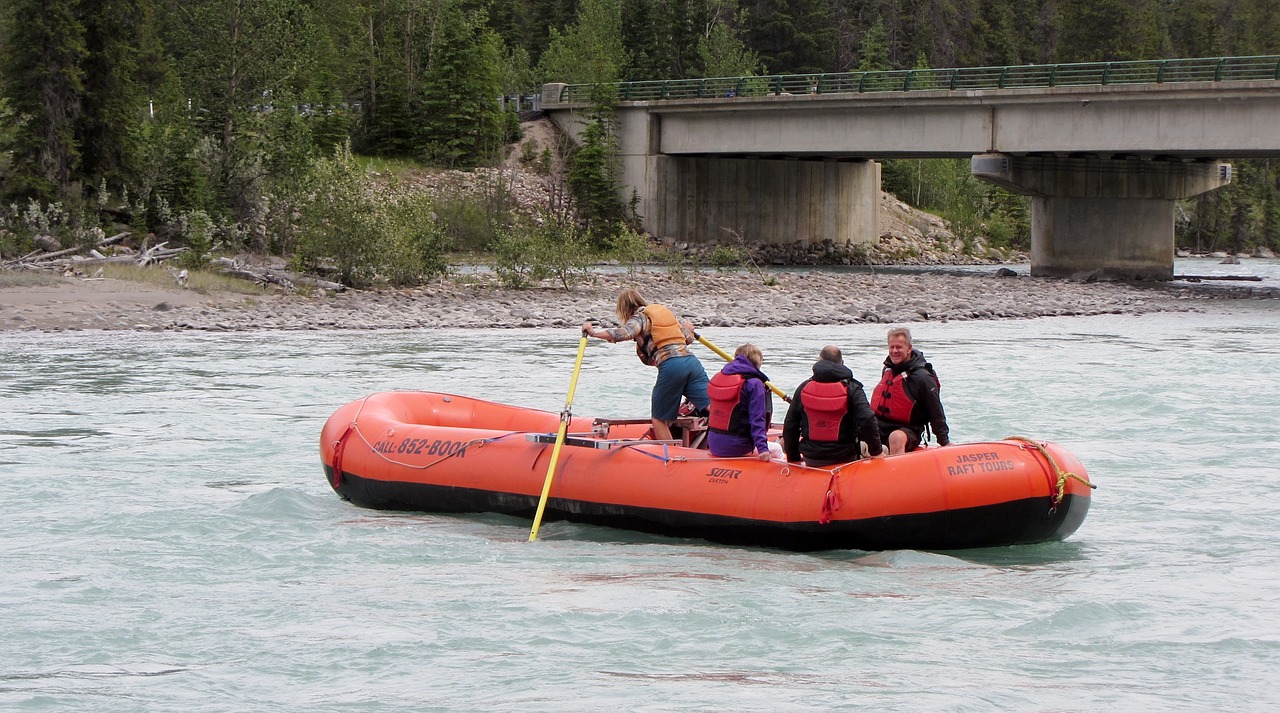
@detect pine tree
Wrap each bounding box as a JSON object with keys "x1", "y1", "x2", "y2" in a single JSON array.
[
  {"x1": 697, "y1": 0, "x2": 761, "y2": 78},
  {"x1": 536, "y1": 0, "x2": 626, "y2": 84},
  {"x1": 418, "y1": 5, "x2": 505, "y2": 167},
  {"x1": 857, "y1": 17, "x2": 890, "y2": 72},
  {"x1": 1, "y1": 0, "x2": 86, "y2": 202},
  {"x1": 79, "y1": 0, "x2": 157, "y2": 196},
  {"x1": 1054, "y1": 0, "x2": 1168, "y2": 63},
  {"x1": 744, "y1": 0, "x2": 836, "y2": 73},
  {"x1": 567, "y1": 116, "x2": 624, "y2": 247}
]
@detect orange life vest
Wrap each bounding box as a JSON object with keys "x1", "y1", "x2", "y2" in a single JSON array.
[{"x1": 643, "y1": 304, "x2": 686, "y2": 351}]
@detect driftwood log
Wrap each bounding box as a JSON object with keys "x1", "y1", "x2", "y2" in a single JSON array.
[
  {"x1": 2, "y1": 232, "x2": 145, "y2": 272},
  {"x1": 211, "y1": 257, "x2": 345, "y2": 292},
  {"x1": 3, "y1": 234, "x2": 343, "y2": 293},
  {"x1": 1176, "y1": 274, "x2": 1264, "y2": 282}
]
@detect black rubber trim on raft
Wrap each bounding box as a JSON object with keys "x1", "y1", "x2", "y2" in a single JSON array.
[{"x1": 324, "y1": 466, "x2": 1089, "y2": 552}]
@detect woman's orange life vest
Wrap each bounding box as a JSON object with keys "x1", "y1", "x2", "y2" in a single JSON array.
[
  {"x1": 643, "y1": 304, "x2": 686, "y2": 350},
  {"x1": 799, "y1": 380, "x2": 849, "y2": 441}
]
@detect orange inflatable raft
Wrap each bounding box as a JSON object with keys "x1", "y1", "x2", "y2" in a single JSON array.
[{"x1": 320, "y1": 392, "x2": 1094, "y2": 551}]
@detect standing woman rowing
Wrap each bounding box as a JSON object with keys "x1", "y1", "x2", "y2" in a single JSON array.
[{"x1": 582, "y1": 289, "x2": 711, "y2": 442}]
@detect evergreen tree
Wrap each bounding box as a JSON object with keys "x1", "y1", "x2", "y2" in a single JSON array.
[
  {"x1": 697, "y1": 0, "x2": 761, "y2": 77},
  {"x1": 622, "y1": 0, "x2": 663, "y2": 80},
  {"x1": 567, "y1": 116, "x2": 623, "y2": 246},
  {"x1": 1, "y1": 0, "x2": 86, "y2": 202},
  {"x1": 79, "y1": 0, "x2": 158, "y2": 196},
  {"x1": 1054, "y1": 0, "x2": 1168, "y2": 62},
  {"x1": 1233, "y1": 0, "x2": 1280, "y2": 54},
  {"x1": 857, "y1": 16, "x2": 890, "y2": 71},
  {"x1": 165, "y1": 0, "x2": 317, "y2": 223},
  {"x1": 418, "y1": 5, "x2": 506, "y2": 167},
  {"x1": 528, "y1": 0, "x2": 580, "y2": 64},
  {"x1": 537, "y1": 0, "x2": 626, "y2": 84},
  {"x1": 655, "y1": 0, "x2": 708, "y2": 79},
  {"x1": 744, "y1": 0, "x2": 836, "y2": 73},
  {"x1": 166, "y1": 0, "x2": 315, "y2": 156},
  {"x1": 1166, "y1": 0, "x2": 1226, "y2": 58}
]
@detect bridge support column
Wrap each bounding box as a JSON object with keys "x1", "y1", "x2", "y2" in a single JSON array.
[
  {"x1": 647, "y1": 156, "x2": 879, "y2": 248},
  {"x1": 972, "y1": 154, "x2": 1232, "y2": 280}
]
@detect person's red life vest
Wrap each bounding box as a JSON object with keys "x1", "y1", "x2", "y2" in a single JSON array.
[
  {"x1": 707, "y1": 372, "x2": 749, "y2": 435},
  {"x1": 871, "y1": 367, "x2": 940, "y2": 424},
  {"x1": 800, "y1": 380, "x2": 849, "y2": 441}
]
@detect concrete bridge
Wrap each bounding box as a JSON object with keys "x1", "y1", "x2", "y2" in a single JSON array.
[{"x1": 542, "y1": 56, "x2": 1280, "y2": 279}]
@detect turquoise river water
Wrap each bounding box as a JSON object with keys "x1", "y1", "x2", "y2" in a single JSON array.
[{"x1": 2, "y1": 301, "x2": 1279, "y2": 710}]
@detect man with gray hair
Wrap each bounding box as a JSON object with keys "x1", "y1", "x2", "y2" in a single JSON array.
[{"x1": 870, "y1": 327, "x2": 950, "y2": 454}]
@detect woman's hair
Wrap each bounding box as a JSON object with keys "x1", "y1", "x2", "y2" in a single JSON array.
[
  {"x1": 615, "y1": 289, "x2": 647, "y2": 324},
  {"x1": 735, "y1": 343, "x2": 763, "y2": 368}
]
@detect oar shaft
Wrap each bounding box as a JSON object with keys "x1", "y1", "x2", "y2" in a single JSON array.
[
  {"x1": 695, "y1": 334, "x2": 789, "y2": 401},
  {"x1": 530, "y1": 334, "x2": 589, "y2": 542}
]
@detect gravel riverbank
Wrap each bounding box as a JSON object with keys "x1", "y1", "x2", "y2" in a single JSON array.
[{"x1": 4, "y1": 267, "x2": 1273, "y2": 333}]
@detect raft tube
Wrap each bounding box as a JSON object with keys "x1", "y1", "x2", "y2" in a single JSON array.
[{"x1": 320, "y1": 392, "x2": 1093, "y2": 551}]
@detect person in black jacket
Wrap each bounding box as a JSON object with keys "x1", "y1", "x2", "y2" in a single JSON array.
[
  {"x1": 870, "y1": 327, "x2": 950, "y2": 454},
  {"x1": 782, "y1": 345, "x2": 883, "y2": 467}
]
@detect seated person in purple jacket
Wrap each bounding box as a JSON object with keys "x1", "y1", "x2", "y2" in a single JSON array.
[{"x1": 706, "y1": 344, "x2": 773, "y2": 461}]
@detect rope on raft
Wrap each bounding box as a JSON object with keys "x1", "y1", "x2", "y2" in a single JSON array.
[
  {"x1": 335, "y1": 395, "x2": 526, "y2": 473},
  {"x1": 1005, "y1": 435, "x2": 1097, "y2": 512}
]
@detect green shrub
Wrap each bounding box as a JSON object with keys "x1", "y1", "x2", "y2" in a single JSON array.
[
  {"x1": 533, "y1": 217, "x2": 594, "y2": 289},
  {"x1": 519, "y1": 139, "x2": 539, "y2": 165},
  {"x1": 178, "y1": 210, "x2": 214, "y2": 269},
  {"x1": 293, "y1": 143, "x2": 447, "y2": 288},
  {"x1": 609, "y1": 224, "x2": 652, "y2": 274},
  {"x1": 381, "y1": 197, "x2": 448, "y2": 286},
  {"x1": 661, "y1": 247, "x2": 691, "y2": 283},
  {"x1": 489, "y1": 225, "x2": 540, "y2": 288},
  {"x1": 710, "y1": 245, "x2": 746, "y2": 270},
  {"x1": 488, "y1": 214, "x2": 594, "y2": 289},
  {"x1": 435, "y1": 191, "x2": 495, "y2": 252},
  {"x1": 1, "y1": 199, "x2": 90, "y2": 254}
]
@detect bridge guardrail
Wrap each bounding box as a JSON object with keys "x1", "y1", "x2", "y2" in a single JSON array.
[{"x1": 555, "y1": 55, "x2": 1280, "y2": 103}]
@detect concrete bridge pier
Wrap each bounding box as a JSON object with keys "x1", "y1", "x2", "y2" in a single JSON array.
[
  {"x1": 646, "y1": 156, "x2": 879, "y2": 248},
  {"x1": 604, "y1": 107, "x2": 881, "y2": 250},
  {"x1": 972, "y1": 154, "x2": 1232, "y2": 280}
]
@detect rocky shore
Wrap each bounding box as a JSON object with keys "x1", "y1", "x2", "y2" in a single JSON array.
[{"x1": 4, "y1": 265, "x2": 1274, "y2": 333}]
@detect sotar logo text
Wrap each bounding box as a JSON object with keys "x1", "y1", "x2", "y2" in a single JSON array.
[{"x1": 709, "y1": 467, "x2": 742, "y2": 480}]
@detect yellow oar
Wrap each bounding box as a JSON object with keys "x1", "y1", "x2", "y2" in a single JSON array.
[
  {"x1": 695, "y1": 333, "x2": 790, "y2": 401},
  {"x1": 529, "y1": 331, "x2": 590, "y2": 542}
]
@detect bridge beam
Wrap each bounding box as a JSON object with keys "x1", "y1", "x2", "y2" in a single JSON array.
[{"x1": 972, "y1": 154, "x2": 1231, "y2": 280}]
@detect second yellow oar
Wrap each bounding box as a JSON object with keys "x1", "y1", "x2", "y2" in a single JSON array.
[
  {"x1": 695, "y1": 333, "x2": 790, "y2": 401},
  {"x1": 529, "y1": 332, "x2": 589, "y2": 542}
]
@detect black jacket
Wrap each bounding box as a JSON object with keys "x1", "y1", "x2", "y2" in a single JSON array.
[
  {"x1": 782, "y1": 359, "x2": 883, "y2": 466},
  {"x1": 875, "y1": 349, "x2": 950, "y2": 446}
]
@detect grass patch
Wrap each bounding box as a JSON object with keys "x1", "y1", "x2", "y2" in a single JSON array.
[
  {"x1": 99, "y1": 264, "x2": 268, "y2": 295},
  {"x1": 356, "y1": 154, "x2": 431, "y2": 179},
  {"x1": 0, "y1": 269, "x2": 65, "y2": 288}
]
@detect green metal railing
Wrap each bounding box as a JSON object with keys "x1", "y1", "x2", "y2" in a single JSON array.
[{"x1": 554, "y1": 55, "x2": 1280, "y2": 103}]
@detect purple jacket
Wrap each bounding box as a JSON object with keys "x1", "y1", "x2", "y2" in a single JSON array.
[{"x1": 706, "y1": 355, "x2": 772, "y2": 457}]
